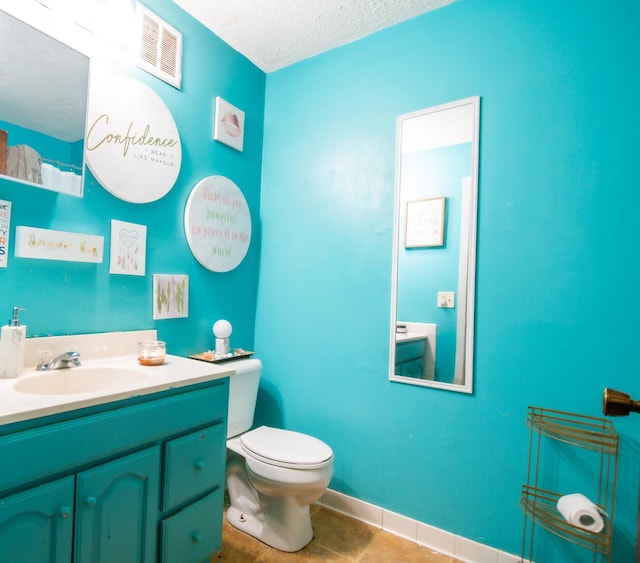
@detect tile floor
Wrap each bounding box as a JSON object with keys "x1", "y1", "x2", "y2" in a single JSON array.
[{"x1": 212, "y1": 504, "x2": 463, "y2": 562}]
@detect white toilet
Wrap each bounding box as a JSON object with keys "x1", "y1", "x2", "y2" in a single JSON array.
[{"x1": 225, "y1": 358, "x2": 334, "y2": 552}]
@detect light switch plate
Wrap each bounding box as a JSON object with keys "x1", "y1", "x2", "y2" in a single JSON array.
[{"x1": 437, "y1": 292, "x2": 455, "y2": 308}]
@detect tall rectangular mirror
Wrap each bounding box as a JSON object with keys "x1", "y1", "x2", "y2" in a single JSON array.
[
  {"x1": 0, "y1": 9, "x2": 89, "y2": 197},
  {"x1": 390, "y1": 96, "x2": 480, "y2": 393}
]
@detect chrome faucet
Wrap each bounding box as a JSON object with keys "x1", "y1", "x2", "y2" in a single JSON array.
[{"x1": 36, "y1": 351, "x2": 81, "y2": 371}]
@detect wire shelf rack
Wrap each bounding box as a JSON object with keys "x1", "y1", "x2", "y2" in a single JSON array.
[{"x1": 520, "y1": 407, "x2": 618, "y2": 563}]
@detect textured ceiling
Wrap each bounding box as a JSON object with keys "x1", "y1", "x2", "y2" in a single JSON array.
[{"x1": 173, "y1": 0, "x2": 455, "y2": 72}]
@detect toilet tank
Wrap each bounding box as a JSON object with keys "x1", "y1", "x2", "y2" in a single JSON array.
[{"x1": 226, "y1": 358, "x2": 262, "y2": 439}]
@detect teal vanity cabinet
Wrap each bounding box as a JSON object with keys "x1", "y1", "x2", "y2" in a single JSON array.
[
  {"x1": 395, "y1": 337, "x2": 427, "y2": 378},
  {"x1": 0, "y1": 376, "x2": 229, "y2": 563}
]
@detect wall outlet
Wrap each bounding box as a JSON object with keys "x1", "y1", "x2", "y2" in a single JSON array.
[{"x1": 437, "y1": 292, "x2": 455, "y2": 308}]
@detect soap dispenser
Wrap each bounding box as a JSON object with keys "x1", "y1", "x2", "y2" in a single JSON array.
[{"x1": 0, "y1": 307, "x2": 27, "y2": 378}]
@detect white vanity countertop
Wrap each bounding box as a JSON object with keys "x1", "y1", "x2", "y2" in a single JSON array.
[
  {"x1": 0, "y1": 354, "x2": 234, "y2": 426},
  {"x1": 396, "y1": 333, "x2": 428, "y2": 343}
]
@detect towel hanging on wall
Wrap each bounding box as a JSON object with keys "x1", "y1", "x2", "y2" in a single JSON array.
[{"x1": 6, "y1": 145, "x2": 42, "y2": 184}]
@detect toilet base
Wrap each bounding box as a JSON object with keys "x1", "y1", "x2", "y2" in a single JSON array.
[{"x1": 227, "y1": 497, "x2": 313, "y2": 552}]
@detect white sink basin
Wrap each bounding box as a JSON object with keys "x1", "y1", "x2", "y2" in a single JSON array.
[{"x1": 14, "y1": 367, "x2": 147, "y2": 395}]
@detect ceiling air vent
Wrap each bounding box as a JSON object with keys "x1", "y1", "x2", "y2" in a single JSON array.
[{"x1": 135, "y1": 3, "x2": 182, "y2": 89}]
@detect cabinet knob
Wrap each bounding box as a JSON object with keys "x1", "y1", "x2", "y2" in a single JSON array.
[
  {"x1": 58, "y1": 505, "x2": 72, "y2": 519},
  {"x1": 85, "y1": 496, "x2": 97, "y2": 507},
  {"x1": 194, "y1": 459, "x2": 206, "y2": 470},
  {"x1": 191, "y1": 531, "x2": 202, "y2": 543}
]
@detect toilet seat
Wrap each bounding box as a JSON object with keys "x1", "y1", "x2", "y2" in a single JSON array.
[{"x1": 240, "y1": 426, "x2": 333, "y2": 469}]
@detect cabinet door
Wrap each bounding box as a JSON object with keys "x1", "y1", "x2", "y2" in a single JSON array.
[
  {"x1": 75, "y1": 446, "x2": 160, "y2": 563},
  {"x1": 0, "y1": 476, "x2": 74, "y2": 563},
  {"x1": 161, "y1": 487, "x2": 224, "y2": 563}
]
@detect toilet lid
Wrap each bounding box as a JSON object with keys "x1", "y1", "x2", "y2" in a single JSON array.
[{"x1": 240, "y1": 426, "x2": 334, "y2": 469}]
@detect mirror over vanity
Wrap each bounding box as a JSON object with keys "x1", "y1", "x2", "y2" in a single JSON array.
[
  {"x1": 0, "y1": 9, "x2": 89, "y2": 196},
  {"x1": 390, "y1": 97, "x2": 480, "y2": 393}
]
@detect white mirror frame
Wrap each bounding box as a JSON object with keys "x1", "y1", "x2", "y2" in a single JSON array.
[
  {"x1": 389, "y1": 96, "x2": 480, "y2": 393},
  {"x1": 0, "y1": 9, "x2": 89, "y2": 197}
]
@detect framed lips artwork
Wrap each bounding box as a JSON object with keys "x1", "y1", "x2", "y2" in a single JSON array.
[{"x1": 213, "y1": 97, "x2": 245, "y2": 152}]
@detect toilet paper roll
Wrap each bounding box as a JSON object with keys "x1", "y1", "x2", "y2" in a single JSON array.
[{"x1": 556, "y1": 493, "x2": 606, "y2": 533}]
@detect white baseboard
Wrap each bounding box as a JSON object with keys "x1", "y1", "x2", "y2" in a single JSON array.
[{"x1": 318, "y1": 489, "x2": 525, "y2": 563}]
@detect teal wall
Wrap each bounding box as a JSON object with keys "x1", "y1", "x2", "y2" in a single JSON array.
[
  {"x1": 255, "y1": 0, "x2": 640, "y2": 560},
  {"x1": 0, "y1": 0, "x2": 265, "y2": 354}
]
